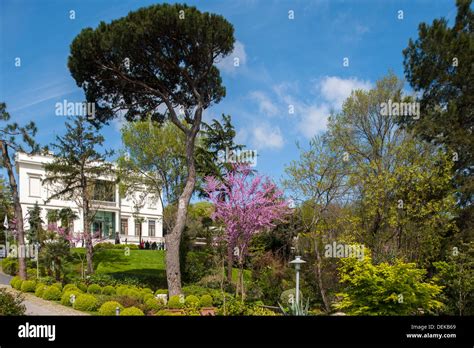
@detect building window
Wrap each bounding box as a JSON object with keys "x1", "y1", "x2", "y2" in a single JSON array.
[
  {"x1": 29, "y1": 176, "x2": 41, "y2": 197},
  {"x1": 135, "y1": 221, "x2": 142, "y2": 236},
  {"x1": 121, "y1": 218, "x2": 128, "y2": 235},
  {"x1": 92, "y1": 180, "x2": 116, "y2": 202},
  {"x1": 148, "y1": 220, "x2": 155, "y2": 237}
]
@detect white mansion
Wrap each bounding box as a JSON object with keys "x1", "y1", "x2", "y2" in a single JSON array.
[{"x1": 16, "y1": 152, "x2": 164, "y2": 245}]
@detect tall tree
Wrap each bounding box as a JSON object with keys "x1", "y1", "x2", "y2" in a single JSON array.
[
  {"x1": 26, "y1": 203, "x2": 44, "y2": 245},
  {"x1": 43, "y1": 116, "x2": 113, "y2": 274},
  {"x1": 402, "y1": 0, "x2": 474, "y2": 242},
  {"x1": 0, "y1": 103, "x2": 39, "y2": 279},
  {"x1": 68, "y1": 4, "x2": 235, "y2": 295}
]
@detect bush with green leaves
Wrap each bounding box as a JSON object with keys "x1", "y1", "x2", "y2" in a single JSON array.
[
  {"x1": 76, "y1": 282, "x2": 88, "y2": 292},
  {"x1": 73, "y1": 294, "x2": 99, "y2": 312},
  {"x1": 0, "y1": 288, "x2": 26, "y2": 315},
  {"x1": 125, "y1": 288, "x2": 141, "y2": 300},
  {"x1": 217, "y1": 298, "x2": 247, "y2": 316},
  {"x1": 20, "y1": 280, "x2": 36, "y2": 293},
  {"x1": 279, "y1": 289, "x2": 297, "y2": 307},
  {"x1": 155, "y1": 289, "x2": 168, "y2": 295},
  {"x1": 42, "y1": 286, "x2": 62, "y2": 301},
  {"x1": 143, "y1": 293, "x2": 154, "y2": 302},
  {"x1": 63, "y1": 284, "x2": 82, "y2": 294},
  {"x1": 35, "y1": 283, "x2": 47, "y2": 297},
  {"x1": 87, "y1": 284, "x2": 102, "y2": 294},
  {"x1": 98, "y1": 301, "x2": 124, "y2": 316},
  {"x1": 61, "y1": 290, "x2": 82, "y2": 307},
  {"x1": 10, "y1": 276, "x2": 23, "y2": 290},
  {"x1": 102, "y1": 285, "x2": 116, "y2": 296},
  {"x1": 182, "y1": 285, "x2": 210, "y2": 297},
  {"x1": 51, "y1": 282, "x2": 62, "y2": 291},
  {"x1": 1, "y1": 257, "x2": 18, "y2": 275},
  {"x1": 116, "y1": 285, "x2": 130, "y2": 296},
  {"x1": 168, "y1": 295, "x2": 185, "y2": 309},
  {"x1": 183, "y1": 251, "x2": 213, "y2": 283},
  {"x1": 120, "y1": 306, "x2": 144, "y2": 316},
  {"x1": 333, "y1": 254, "x2": 444, "y2": 315},
  {"x1": 185, "y1": 295, "x2": 200, "y2": 308},
  {"x1": 144, "y1": 298, "x2": 164, "y2": 312},
  {"x1": 199, "y1": 294, "x2": 214, "y2": 308}
]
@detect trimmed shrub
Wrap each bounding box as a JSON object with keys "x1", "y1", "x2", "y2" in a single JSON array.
[
  {"x1": 125, "y1": 288, "x2": 141, "y2": 300},
  {"x1": 102, "y1": 285, "x2": 116, "y2": 296},
  {"x1": 199, "y1": 294, "x2": 213, "y2": 308},
  {"x1": 185, "y1": 295, "x2": 200, "y2": 308},
  {"x1": 10, "y1": 276, "x2": 23, "y2": 290},
  {"x1": 0, "y1": 288, "x2": 26, "y2": 315},
  {"x1": 144, "y1": 298, "x2": 163, "y2": 311},
  {"x1": 1, "y1": 258, "x2": 18, "y2": 275},
  {"x1": 120, "y1": 306, "x2": 144, "y2": 316},
  {"x1": 63, "y1": 284, "x2": 81, "y2": 294},
  {"x1": 182, "y1": 285, "x2": 210, "y2": 297},
  {"x1": 51, "y1": 282, "x2": 62, "y2": 291},
  {"x1": 73, "y1": 294, "x2": 98, "y2": 312},
  {"x1": 35, "y1": 283, "x2": 47, "y2": 297},
  {"x1": 98, "y1": 301, "x2": 124, "y2": 316},
  {"x1": 60, "y1": 290, "x2": 81, "y2": 307},
  {"x1": 280, "y1": 289, "x2": 296, "y2": 306},
  {"x1": 42, "y1": 286, "x2": 62, "y2": 301},
  {"x1": 75, "y1": 282, "x2": 88, "y2": 292},
  {"x1": 155, "y1": 289, "x2": 168, "y2": 295},
  {"x1": 87, "y1": 284, "x2": 102, "y2": 294},
  {"x1": 168, "y1": 295, "x2": 185, "y2": 309},
  {"x1": 26, "y1": 268, "x2": 37, "y2": 280},
  {"x1": 20, "y1": 280, "x2": 36, "y2": 293},
  {"x1": 116, "y1": 285, "x2": 130, "y2": 296},
  {"x1": 143, "y1": 293, "x2": 154, "y2": 302}
]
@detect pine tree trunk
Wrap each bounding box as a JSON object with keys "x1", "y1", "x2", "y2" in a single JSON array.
[
  {"x1": 82, "y1": 198, "x2": 94, "y2": 274},
  {"x1": 1, "y1": 142, "x2": 27, "y2": 280},
  {"x1": 165, "y1": 115, "x2": 200, "y2": 296}
]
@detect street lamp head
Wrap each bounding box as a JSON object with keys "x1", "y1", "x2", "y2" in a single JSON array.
[{"x1": 290, "y1": 255, "x2": 306, "y2": 271}]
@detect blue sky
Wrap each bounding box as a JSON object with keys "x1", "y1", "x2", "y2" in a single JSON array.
[{"x1": 0, "y1": 0, "x2": 458, "y2": 187}]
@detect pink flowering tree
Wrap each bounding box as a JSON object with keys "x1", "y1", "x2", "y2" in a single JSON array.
[{"x1": 204, "y1": 165, "x2": 290, "y2": 298}]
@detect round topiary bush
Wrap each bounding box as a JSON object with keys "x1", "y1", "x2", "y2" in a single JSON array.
[
  {"x1": 63, "y1": 284, "x2": 82, "y2": 294},
  {"x1": 116, "y1": 285, "x2": 130, "y2": 296},
  {"x1": 98, "y1": 301, "x2": 124, "y2": 316},
  {"x1": 125, "y1": 288, "x2": 141, "y2": 300},
  {"x1": 76, "y1": 282, "x2": 88, "y2": 292},
  {"x1": 60, "y1": 290, "x2": 81, "y2": 307},
  {"x1": 35, "y1": 283, "x2": 47, "y2": 297},
  {"x1": 73, "y1": 294, "x2": 98, "y2": 312},
  {"x1": 20, "y1": 280, "x2": 36, "y2": 293},
  {"x1": 144, "y1": 298, "x2": 163, "y2": 311},
  {"x1": 51, "y1": 282, "x2": 62, "y2": 291},
  {"x1": 199, "y1": 294, "x2": 214, "y2": 308},
  {"x1": 102, "y1": 285, "x2": 116, "y2": 296},
  {"x1": 87, "y1": 284, "x2": 102, "y2": 294},
  {"x1": 10, "y1": 276, "x2": 23, "y2": 290},
  {"x1": 168, "y1": 295, "x2": 185, "y2": 309},
  {"x1": 280, "y1": 289, "x2": 296, "y2": 306},
  {"x1": 120, "y1": 306, "x2": 144, "y2": 316},
  {"x1": 155, "y1": 289, "x2": 168, "y2": 295},
  {"x1": 42, "y1": 286, "x2": 62, "y2": 301},
  {"x1": 185, "y1": 295, "x2": 200, "y2": 308},
  {"x1": 143, "y1": 293, "x2": 154, "y2": 302}
]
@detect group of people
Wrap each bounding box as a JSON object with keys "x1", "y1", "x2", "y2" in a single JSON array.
[{"x1": 139, "y1": 239, "x2": 165, "y2": 250}]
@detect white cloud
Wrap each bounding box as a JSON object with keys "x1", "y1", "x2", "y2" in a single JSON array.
[
  {"x1": 250, "y1": 123, "x2": 284, "y2": 150},
  {"x1": 318, "y1": 76, "x2": 372, "y2": 110},
  {"x1": 297, "y1": 104, "x2": 330, "y2": 139},
  {"x1": 249, "y1": 91, "x2": 278, "y2": 116},
  {"x1": 216, "y1": 41, "x2": 247, "y2": 74}
]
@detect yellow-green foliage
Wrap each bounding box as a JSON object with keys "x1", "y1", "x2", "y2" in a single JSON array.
[
  {"x1": 333, "y1": 252, "x2": 444, "y2": 315},
  {"x1": 120, "y1": 306, "x2": 144, "y2": 316},
  {"x1": 98, "y1": 301, "x2": 124, "y2": 316}
]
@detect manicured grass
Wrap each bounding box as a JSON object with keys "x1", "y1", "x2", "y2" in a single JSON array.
[{"x1": 68, "y1": 248, "x2": 167, "y2": 288}]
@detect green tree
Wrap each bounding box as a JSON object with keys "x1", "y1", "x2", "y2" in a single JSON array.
[
  {"x1": 433, "y1": 242, "x2": 474, "y2": 315},
  {"x1": 43, "y1": 116, "x2": 113, "y2": 274},
  {"x1": 334, "y1": 251, "x2": 444, "y2": 315},
  {"x1": 26, "y1": 203, "x2": 44, "y2": 245},
  {"x1": 58, "y1": 207, "x2": 78, "y2": 236},
  {"x1": 0, "y1": 103, "x2": 40, "y2": 279},
  {"x1": 402, "y1": 0, "x2": 474, "y2": 242},
  {"x1": 67, "y1": 3, "x2": 235, "y2": 295}
]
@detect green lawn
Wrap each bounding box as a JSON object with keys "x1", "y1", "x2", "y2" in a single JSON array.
[{"x1": 68, "y1": 248, "x2": 167, "y2": 288}]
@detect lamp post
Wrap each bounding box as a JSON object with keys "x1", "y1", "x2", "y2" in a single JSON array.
[
  {"x1": 289, "y1": 256, "x2": 306, "y2": 306},
  {"x1": 3, "y1": 214, "x2": 8, "y2": 257}
]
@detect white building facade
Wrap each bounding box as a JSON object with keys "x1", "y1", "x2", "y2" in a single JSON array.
[{"x1": 16, "y1": 152, "x2": 164, "y2": 245}]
